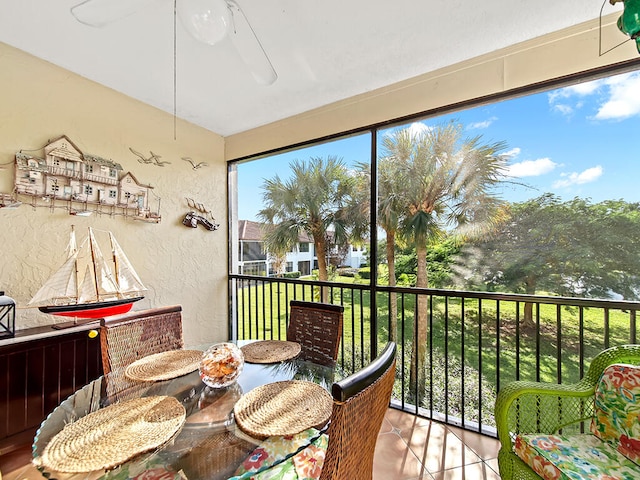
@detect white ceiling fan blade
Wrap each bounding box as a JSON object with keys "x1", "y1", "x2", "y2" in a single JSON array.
[
  {"x1": 226, "y1": 0, "x2": 277, "y2": 86},
  {"x1": 71, "y1": 0, "x2": 161, "y2": 27}
]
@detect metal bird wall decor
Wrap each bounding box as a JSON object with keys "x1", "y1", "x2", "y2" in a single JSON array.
[
  {"x1": 129, "y1": 147, "x2": 172, "y2": 166},
  {"x1": 182, "y1": 157, "x2": 208, "y2": 170}
]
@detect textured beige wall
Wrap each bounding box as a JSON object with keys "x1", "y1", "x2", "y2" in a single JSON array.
[
  {"x1": 0, "y1": 42, "x2": 228, "y2": 346},
  {"x1": 226, "y1": 13, "x2": 640, "y2": 160}
]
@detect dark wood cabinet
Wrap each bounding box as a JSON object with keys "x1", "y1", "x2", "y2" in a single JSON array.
[{"x1": 0, "y1": 328, "x2": 103, "y2": 455}]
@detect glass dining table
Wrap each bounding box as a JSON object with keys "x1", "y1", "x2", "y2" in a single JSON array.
[{"x1": 31, "y1": 342, "x2": 339, "y2": 480}]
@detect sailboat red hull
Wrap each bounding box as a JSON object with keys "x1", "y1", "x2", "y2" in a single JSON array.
[{"x1": 38, "y1": 297, "x2": 144, "y2": 318}]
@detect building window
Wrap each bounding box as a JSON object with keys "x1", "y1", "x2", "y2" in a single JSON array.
[
  {"x1": 51, "y1": 184, "x2": 60, "y2": 193},
  {"x1": 299, "y1": 243, "x2": 309, "y2": 253},
  {"x1": 85, "y1": 185, "x2": 93, "y2": 195},
  {"x1": 86, "y1": 164, "x2": 94, "y2": 173},
  {"x1": 109, "y1": 168, "x2": 117, "y2": 177},
  {"x1": 109, "y1": 190, "x2": 117, "y2": 199}
]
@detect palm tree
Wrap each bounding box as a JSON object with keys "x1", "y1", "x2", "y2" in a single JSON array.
[
  {"x1": 385, "y1": 121, "x2": 509, "y2": 403},
  {"x1": 354, "y1": 151, "x2": 407, "y2": 342},
  {"x1": 258, "y1": 156, "x2": 355, "y2": 290}
]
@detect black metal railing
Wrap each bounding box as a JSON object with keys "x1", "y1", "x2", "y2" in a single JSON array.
[{"x1": 228, "y1": 273, "x2": 640, "y2": 436}]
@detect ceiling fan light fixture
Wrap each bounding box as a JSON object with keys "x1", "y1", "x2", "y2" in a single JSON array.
[
  {"x1": 611, "y1": 0, "x2": 640, "y2": 52},
  {"x1": 177, "y1": 0, "x2": 232, "y2": 46}
]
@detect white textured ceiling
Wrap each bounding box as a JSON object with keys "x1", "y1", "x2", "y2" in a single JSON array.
[{"x1": 0, "y1": 1, "x2": 620, "y2": 136}]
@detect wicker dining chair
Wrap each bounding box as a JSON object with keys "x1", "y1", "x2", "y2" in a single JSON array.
[
  {"x1": 320, "y1": 341, "x2": 397, "y2": 480},
  {"x1": 287, "y1": 300, "x2": 344, "y2": 366},
  {"x1": 231, "y1": 342, "x2": 396, "y2": 480},
  {"x1": 100, "y1": 305, "x2": 184, "y2": 374}
]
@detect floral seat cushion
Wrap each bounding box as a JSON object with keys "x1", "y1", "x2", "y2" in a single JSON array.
[
  {"x1": 514, "y1": 433, "x2": 640, "y2": 480},
  {"x1": 590, "y1": 363, "x2": 640, "y2": 464},
  {"x1": 229, "y1": 428, "x2": 328, "y2": 480}
]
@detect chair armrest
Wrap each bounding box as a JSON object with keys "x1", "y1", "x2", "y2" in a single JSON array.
[{"x1": 494, "y1": 380, "x2": 595, "y2": 452}]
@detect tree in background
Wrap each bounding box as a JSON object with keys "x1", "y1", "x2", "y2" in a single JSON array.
[
  {"x1": 392, "y1": 237, "x2": 461, "y2": 288},
  {"x1": 258, "y1": 156, "x2": 356, "y2": 285},
  {"x1": 353, "y1": 154, "x2": 407, "y2": 341},
  {"x1": 458, "y1": 194, "x2": 640, "y2": 322},
  {"x1": 383, "y1": 121, "x2": 510, "y2": 404}
]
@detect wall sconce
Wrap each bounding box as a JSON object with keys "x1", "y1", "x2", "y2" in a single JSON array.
[
  {"x1": 0, "y1": 291, "x2": 16, "y2": 339},
  {"x1": 610, "y1": 0, "x2": 640, "y2": 52}
]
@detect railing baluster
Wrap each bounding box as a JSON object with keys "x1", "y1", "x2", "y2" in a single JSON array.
[
  {"x1": 515, "y1": 300, "x2": 521, "y2": 381},
  {"x1": 604, "y1": 308, "x2": 610, "y2": 350},
  {"x1": 579, "y1": 306, "x2": 585, "y2": 379},
  {"x1": 444, "y1": 296, "x2": 449, "y2": 424},
  {"x1": 478, "y1": 297, "x2": 483, "y2": 434}
]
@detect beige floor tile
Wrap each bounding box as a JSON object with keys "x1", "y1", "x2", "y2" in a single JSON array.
[
  {"x1": 379, "y1": 415, "x2": 396, "y2": 435},
  {"x1": 430, "y1": 461, "x2": 501, "y2": 480},
  {"x1": 399, "y1": 420, "x2": 483, "y2": 474},
  {"x1": 446, "y1": 424, "x2": 502, "y2": 460},
  {"x1": 385, "y1": 408, "x2": 433, "y2": 430},
  {"x1": 485, "y1": 457, "x2": 501, "y2": 476},
  {"x1": 373, "y1": 432, "x2": 428, "y2": 480}
]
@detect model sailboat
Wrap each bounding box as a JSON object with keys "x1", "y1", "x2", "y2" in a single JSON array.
[{"x1": 29, "y1": 227, "x2": 146, "y2": 318}]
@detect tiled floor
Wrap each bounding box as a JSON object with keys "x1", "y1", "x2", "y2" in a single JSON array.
[
  {"x1": 0, "y1": 409, "x2": 501, "y2": 480},
  {"x1": 375, "y1": 409, "x2": 501, "y2": 479}
]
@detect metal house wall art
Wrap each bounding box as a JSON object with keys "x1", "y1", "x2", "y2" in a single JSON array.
[{"x1": 10, "y1": 135, "x2": 161, "y2": 222}]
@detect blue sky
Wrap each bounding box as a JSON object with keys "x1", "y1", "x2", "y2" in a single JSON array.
[{"x1": 237, "y1": 70, "x2": 640, "y2": 222}]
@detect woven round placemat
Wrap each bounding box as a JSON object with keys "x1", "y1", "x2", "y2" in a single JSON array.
[
  {"x1": 233, "y1": 380, "x2": 332, "y2": 439},
  {"x1": 125, "y1": 349, "x2": 203, "y2": 382},
  {"x1": 38, "y1": 396, "x2": 186, "y2": 473},
  {"x1": 240, "y1": 340, "x2": 301, "y2": 364}
]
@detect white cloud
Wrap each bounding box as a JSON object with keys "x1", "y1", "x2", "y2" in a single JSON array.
[
  {"x1": 467, "y1": 117, "x2": 497, "y2": 129},
  {"x1": 548, "y1": 72, "x2": 640, "y2": 121},
  {"x1": 506, "y1": 158, "x2": 557, "y2": 178},
  {"x1": 548, "y1": 79, "x2": 603, "y2": 103},
  {"x1": 406, "y1": 122, "x2": 430, "y2": 137},
  {"x1": 503, "y1": 147, "x2": 521, "y2": 158},
  {"x1": 553, "y1": 166, "x2": 603, "y2": 188},
  {"x1": 552, "y1": 104, "x2": 574, "y2": 116},
  {"x1": 594, "y1": 73, "x2": 640, "y2": 120}
]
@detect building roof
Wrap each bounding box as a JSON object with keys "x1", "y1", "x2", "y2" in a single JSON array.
[{"x1": 238, "y1": 220, "x2": 312, "y2": 243}]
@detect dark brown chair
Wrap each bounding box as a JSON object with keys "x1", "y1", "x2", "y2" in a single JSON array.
[
  {"x1": 320, "y1": 341, "x2": 396, "y2": 479},
  {"x1": 100, "y1": 305, "x2": 184, "y2": 374},
  {"x1": 287, "y1": 300, "x2": 344, "y2": 366}
]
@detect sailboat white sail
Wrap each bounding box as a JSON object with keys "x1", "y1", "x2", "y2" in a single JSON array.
[
  {"x1": 29, "y1": 227, "x2": 146, "y2": 318},
  {"x1": 110, "y1": 232, "x2": 146, "y2": 293}
]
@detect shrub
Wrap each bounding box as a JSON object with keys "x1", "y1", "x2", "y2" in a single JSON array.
[
  {"x1": 337, "y1": 267, "x2": 359, "y2": 277},
  {"x1": 358, "y1": 267, "x2": 371, "y2": 279}
]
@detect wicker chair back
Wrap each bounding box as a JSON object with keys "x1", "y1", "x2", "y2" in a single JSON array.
[
  {"x1": 320, "y1": 342, "x2": 396, "y2": 480},
  {"x1": 100, "y1": 305, "x2": 184, "y2": 374},
  {"x1": 287, "y1": 301, "x2": 343, "y2": 366}
]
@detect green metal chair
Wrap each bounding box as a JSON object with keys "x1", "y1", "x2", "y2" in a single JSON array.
[{"x1": 494, "y1": 344, "x2": 640, "y2": 480}]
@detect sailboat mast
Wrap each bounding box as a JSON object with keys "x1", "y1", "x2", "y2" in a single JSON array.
[
  {"x1": 88, "y1": 227, "x2": 100, "y2": 301},
  {"x1": 71, "y1": 225, "x2": 80, "y2": 303},
  {"x1": 110, "y1": 232, "x2": 120, "y2": 293}
]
